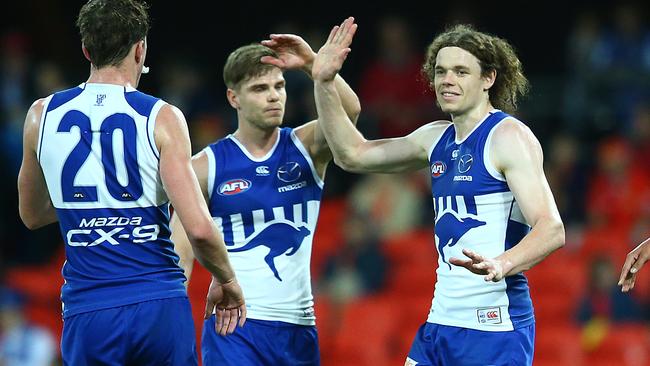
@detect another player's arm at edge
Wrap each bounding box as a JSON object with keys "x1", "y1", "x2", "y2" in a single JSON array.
[
  {"x1": 314, "y1": 78, "x2": 448, "y2": 174},
  {"x1": 171, "y1": 151, "x2": 210, "y2": 285},
  {"x1": 156, "y1": 104, "x2": 235, "y2": 284},
  {"x1": 489, "y1": 119, "x2": 565, "y2": 277},
  {"x1": 18, "y1": 99, "x2": 58, "y2": 229}
]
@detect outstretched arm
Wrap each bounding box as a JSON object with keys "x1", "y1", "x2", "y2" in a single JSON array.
[
  {"x1": 619, "y1": 238, "x2": 650, "y2": 292},
  {"x1": 312, "y1": 17, "x2": 439, "y2": 173},
  {"x1": 261, "y1": 27, "x2": 361, "y2": 163},
  {"x1": 450, "y1": 119, "x2": 565, "y2": 281},
  {"x1": 18, "y1": 99, "x2": 58, "y2": 229},
  {"x1": 156, "y1": 105, "x2": 245, "y2": 334}
]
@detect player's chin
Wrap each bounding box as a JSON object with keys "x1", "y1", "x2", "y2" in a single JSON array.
[{"x1": 266, "y1": 116, "x2": 284, "y2": 127}]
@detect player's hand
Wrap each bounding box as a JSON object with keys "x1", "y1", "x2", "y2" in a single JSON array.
[
  {"x1": 261, "y1": 34, "x2": 316, "y2": 73},
  {"x1": 204, "y1": 276, "x2": 247, "y2": 336},
  {"x1": 450, "y1": 248, "x2": 505, "y2": 282},
  {"x1": 312, "y1": 17, "x2": 358, "y2": 82},
  {"x1": 618, "y1": 239, "x2": 650, "y2": 292}
]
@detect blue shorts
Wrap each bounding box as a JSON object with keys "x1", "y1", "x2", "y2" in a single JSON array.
[
  {"x1": 61, "y1": 297, "x2": 197, "y2": 366},
  {"x1": 202, "y1": 316, "x2": 319, "y2": 366},
  {"x1": 406, "y1": 322, "x2": 535, "y2": 366}
]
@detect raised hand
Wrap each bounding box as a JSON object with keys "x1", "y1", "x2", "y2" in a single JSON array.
[
  {"x1": 312, "y1": 16, "x2": 358, "y2": 82},
  {"x1": 204, "y1": 277, "x2": 247, "y2": 336},
  {"x1": 450, "y1": 248, "x2": 506, "y2": 282},
  {"x1": 261, "y1": 34, "x2": 316, "y2": 72},
  {"x1": 618, "y1": 238, "x2": 650, "y2": 292}
]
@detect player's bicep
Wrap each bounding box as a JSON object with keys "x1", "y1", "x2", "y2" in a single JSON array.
[
  {"x1": 18, "y1": 100, "x2": 56, "y2": 228},
  {"x1": 494, "y1": 121, "x2": 560, "y2": 226},
  {"x1": 155, "y1": 105, "x2": 213, "y2": 237}
]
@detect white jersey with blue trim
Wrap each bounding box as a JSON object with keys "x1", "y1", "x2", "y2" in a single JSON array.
[
  {"x1": 427, "y1": 110, "x2": 534, "y2": 331},
  {"x1": 205, "y1": 128, "x2": 323, "y2": 326},
  {"x1": 38, "y1": 83, "x2": 186, "y2": 318}
]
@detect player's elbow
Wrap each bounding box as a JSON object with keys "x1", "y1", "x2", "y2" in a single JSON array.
[
  {"x1": 185, "y1": 223, "x2": 218, "y2": 250},
  {"x1": 19, "y1": 211, "x2": 44, "y2": 230},
  {"x1": 333, "y1": 154, "x2": 364, "y2": 173},
  {"x1": 349, "y1": 103, "x2": 361, "y2": 126},
  {"x1": 548, "y1": 217, "x2": 565, "y2": 251}
]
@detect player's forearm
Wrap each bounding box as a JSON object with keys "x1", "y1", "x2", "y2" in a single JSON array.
[
  {"x1": 498, "y1": 216, "x2": 565, "y2": 276},
  {"x1": 189, "y1": 226, "x2": 236, "y2": 284},
  {"x1": 314, "y1": 79, "x2": 368, "y2": 171},
  {"x1": 170, "y1": 214, "x2": 196, "y2": 285},
  {"x1": 333, "y1": 74, "x2": 361, "y2": 124}
]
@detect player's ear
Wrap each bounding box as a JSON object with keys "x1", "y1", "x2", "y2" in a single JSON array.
[
  {"x1": 226, "y1": 88, "x2": 240, "y2": 109},
  {"x1": 134, "y1": 39, "x2": 146, "y2": 66},
  {"x1": 482, "y1": 69, "x2": 496, "y2": 91},
  {"x1": 81, "y1": 44, "x2": 92, "y2": 63}
]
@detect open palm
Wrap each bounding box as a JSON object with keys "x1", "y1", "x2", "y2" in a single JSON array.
[{"x1": 312, "y1": 17, "x2": 358, "y2": 82}]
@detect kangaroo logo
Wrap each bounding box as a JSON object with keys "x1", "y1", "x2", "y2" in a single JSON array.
[
  {"x1": 435, "y1": 211, "x2": 486, "y2": 269},
  {"x1": 228, "y1": 221, "x2": 311, "y2": 281}
]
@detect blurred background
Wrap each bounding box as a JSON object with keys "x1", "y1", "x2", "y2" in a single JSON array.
[{"x1": 1, "y1": 0, "x2": 649, "y2": 365}]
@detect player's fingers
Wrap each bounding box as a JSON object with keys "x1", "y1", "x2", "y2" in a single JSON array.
[
  {"x1": 327, "y1": 26, "x2": 339, "y2": 43},
  {"x1": 220, "y1": 309, "x2": 233, "y2": 336},
  {"x1": 618, "y1": 255, "x2": 636, "y2": 285},
  {"x1": 622, "y1": 272, "x2": 637, "y2": 292},
  {"x1": 462, "y1": 248, "x2": 483, "y2": 262},
  {"x1": 473, "y1": 262, "x2": 489, "y2": 270},
  {"x1": 226, "y1": 309, "x2": 239, "y2": 334},
  {"x1": 260, "y1": 56, "x2": 284, "y2": 68},
  {"x1": 215, "y1": 308, "x2": 225, "y2": 334},
  {"x1": 449, "y1": 257, "x2": 469, "y2": 266},
  {"x1": 239, "y1": 305, "x2": 247, "y2": 327},
  {"x1": 343, "y1": 24, "x2": 358, "y2": 45},
  {"x1": 204, "y1": 298, "x2": 216, "y2": 319}
]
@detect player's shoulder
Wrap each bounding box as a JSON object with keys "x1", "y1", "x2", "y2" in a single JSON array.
[
  {"x1": 408, "y1": 119, "x2": 452, "y2": 144},
  {"x1": 492, "y1": 116, "x2": 538, "y2": 145}
]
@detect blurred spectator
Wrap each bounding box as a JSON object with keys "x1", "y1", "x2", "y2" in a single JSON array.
[
  {"x1": 577, "y1": 256, "x2": 645, "y2": 324},
  {"x1": 577, "y1": 256, "x2": 646, "y2": 350},
  {"x1": 0, "y1": 32, "x2": 31, "y2": 174},
  {"x1": 0, "y1": 287, "x2": 57, "y2": 366},
  {"x1": 320, "y1": 212, "x2": 388, "y2": 304},
  {"x1": 562, "y1": 10, "x2": 604, "y2": 137},
  {"x1": 358, "y1": 16, "x2": 442, "y2": 139},
  {"x1": 586, "y1": 137, "x2": 650, "y2": 232},
  {"x1": 347, "y1": 173, "x2": 428, "y2": 240},
  {"x1": 564, "y1": 4, "x2": 650, "y2": 138},
  {"x1": 544, "y1": 133, "x2": 588, "y2": 226}
]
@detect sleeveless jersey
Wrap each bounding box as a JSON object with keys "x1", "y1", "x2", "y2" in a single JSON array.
[
  {"x1": 205, "y1": 127, "x2": 323, "y2": 325},
  {"x1": 37, "y1": 83, "x2": 186, "y2": 318},
  {"x1": 427, "y1": 110, "x2": 534, "y2": 331}
]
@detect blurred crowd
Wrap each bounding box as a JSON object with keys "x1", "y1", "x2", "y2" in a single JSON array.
[{"x1": 1, "y1": 2, "x2": 649, "y2": 365}]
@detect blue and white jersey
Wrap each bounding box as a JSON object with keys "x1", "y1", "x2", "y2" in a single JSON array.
[
  {"x1": 427, "y1": 110, "x2": 534, "y2": 331},
  {"x1": 37, "y1": 83, "x2": 186, "y2": 318},
  {"x1": 205, "y1": 127, "x2": 323, "y2": 326}
]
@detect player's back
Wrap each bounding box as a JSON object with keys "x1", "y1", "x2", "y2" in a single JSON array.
[{"x1": 38, "y1": 83, "x2": 186, "y2": 318}]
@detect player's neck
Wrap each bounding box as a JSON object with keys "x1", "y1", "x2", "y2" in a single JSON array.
[
  {"x1": 451, "y1": 102, "x2": 493, "y2": 141},
  {"x1": 232, "y1": 124, "x2": 280, "y2": 158},
  {"x1": 86, "y1": 65, "x2": 137, "y2": 89}
]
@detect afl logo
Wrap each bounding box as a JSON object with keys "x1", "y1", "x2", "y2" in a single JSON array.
[
  {"x1": 218, "y1": 179, "x2": 251, "y2": 196},
  {"x1": 431, "y1": 161, "x2": 446, "y2": 178}
]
